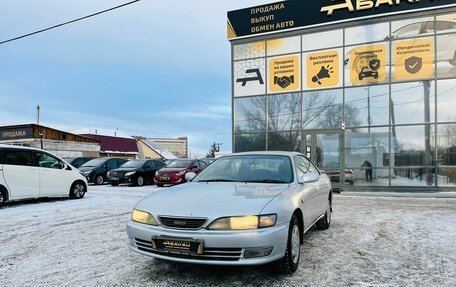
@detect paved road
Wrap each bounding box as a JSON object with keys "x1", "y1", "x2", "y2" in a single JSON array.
[{"x1": 1, "y1": 186, "x2": 455, "y2": 287}]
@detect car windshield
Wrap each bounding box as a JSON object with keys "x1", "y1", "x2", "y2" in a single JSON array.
[
  {"x1": 194, "y1": 155, "x2": 293, "y2": 184},
  {"x1": 81, "y1": 158, "x2": 107, "y2": 167},
  {"x1": 166, "y1": 160, "x2": 193, "y2": 169},
  {"x1": 121, "y1": 160, "x2": 146, "y2": 168}
]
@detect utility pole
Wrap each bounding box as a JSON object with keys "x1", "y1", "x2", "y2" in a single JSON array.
[{"x1": 36, "y1": 105, "x2": 40, "y2": 125}]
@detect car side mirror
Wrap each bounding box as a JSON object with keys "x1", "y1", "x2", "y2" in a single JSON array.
[
  {"x1": 185, "y1": 172, "x2": 197, "y2": 182},
  {"x1": 298, "y1": 172, "x2": 320, "y2": 184}
]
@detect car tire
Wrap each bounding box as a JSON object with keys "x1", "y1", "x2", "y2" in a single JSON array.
[
  {"x1": 274, "y1": 215, "x2": 300, "y2": 274},
  {"x1": 0, "y1": 189, "x2": 6, "y2": 208},
  {"x1": 316, "y1": 199, "x2": 332, "y2": 230},
  {"x1": 136, "y1": 176, "x2": 144, "y2": 187},
  {"x1": 69, "y1": 182, "x2": 87, "y2": 199},
  {"x1": 94, "y1": 174, "x2": 104, "y2": 185}
]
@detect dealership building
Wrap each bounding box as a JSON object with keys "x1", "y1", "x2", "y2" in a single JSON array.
[{"x1": 228, "y1": 0, "x2": 456, "y2": 190}]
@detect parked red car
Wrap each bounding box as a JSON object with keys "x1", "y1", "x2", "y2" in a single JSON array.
[{"x1": 154, "y1": 159, "x2": 207, "y2": 187}]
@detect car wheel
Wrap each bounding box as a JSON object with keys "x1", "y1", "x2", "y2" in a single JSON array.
[
  {"x1": 95, "y1": 174, "x2": 104, "y2": 185},
  {"x1": 316, "y1": 199, "x2": 332, "y2": 230},
  {"x1": 274, "y1": 215, "x2": 300, "y2": 274},
  {"x1": 70, "y1": 182, "x2": 86, "y2": 199},
  {"x1": 0, "y1": 189, "x2": 6, "y2": 208},
  {"x1": 136, "y1": 176, "x2": 144, "y2": 187}
]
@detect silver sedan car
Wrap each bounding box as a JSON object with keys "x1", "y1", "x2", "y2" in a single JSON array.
[{"x1": 126, "y1": 152, "x2": 332, "y2": 273}]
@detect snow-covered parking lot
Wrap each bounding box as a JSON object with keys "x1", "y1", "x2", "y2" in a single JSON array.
[{"x1": 1, "y1": 185, "x2": 455, "y2": 287}]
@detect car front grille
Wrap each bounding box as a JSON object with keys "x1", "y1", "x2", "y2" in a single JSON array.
[
  {"x1": 158, "y1": 216, "x2": 207, "y2": 229},
  {"x1": 134, "y1": 238, "x2": 242, "y2": 261}
]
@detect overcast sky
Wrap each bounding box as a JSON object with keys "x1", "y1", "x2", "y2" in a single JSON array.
[{"x1": 0, "y1": 0, "x2": 268, "y2": 155}]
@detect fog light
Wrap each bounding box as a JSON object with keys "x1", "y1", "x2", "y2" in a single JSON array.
[{"x1": 244, "y1": 247, "x2": 273, "y2": 258}]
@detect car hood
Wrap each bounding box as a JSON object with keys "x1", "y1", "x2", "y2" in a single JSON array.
[
  {"x1": 135, "y1": 182, "x2": 290, "y2": 218},
  {"x1": 157, "y1": 167, "x2": 187, "y2": 174},
  {"x1": 111, "y1": 167, "x2": 139, "y2": 173},
  {"x1": 78, "y1": 166, "x2": 97, "y2": 173}
]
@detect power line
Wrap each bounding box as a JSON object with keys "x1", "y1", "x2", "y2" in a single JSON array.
[{"x1": 0, "y1": 0, "x2": 141, "y2": 45}]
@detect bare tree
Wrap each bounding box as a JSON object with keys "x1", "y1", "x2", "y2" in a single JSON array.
[{"x1": 187, "y1": 149, "x2": 203, "y2": 159}]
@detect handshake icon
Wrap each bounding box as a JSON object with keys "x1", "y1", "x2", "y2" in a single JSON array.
[{"x1": 274, "y1": 75, "x2": 295, "y2": 89}]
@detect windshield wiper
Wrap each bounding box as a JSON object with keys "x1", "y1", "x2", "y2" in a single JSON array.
[
  {"x1": 198, "y1": 179, "x2": 237, "y2": 182},
  {"x1": 243, "y1": 180, "x2": 289, "y2": 184}
]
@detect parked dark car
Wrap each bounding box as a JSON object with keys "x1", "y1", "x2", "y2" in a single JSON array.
[
  {"x1": 154, "y1": 159, "x2": 207, "y2": 187},
  {"x1": 63, "y1": 157, "x2": 96, "y2": 168},
  {"x1": 107, "y1": 159, "x2": 165, "y2": 186},
  {"x1": 79, "y1": 158, "x2": 129, "y2": 185}
]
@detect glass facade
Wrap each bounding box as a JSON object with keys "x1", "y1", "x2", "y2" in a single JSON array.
[{"x1": 232, "y1": 11, "x2": 456, "y2": 189}]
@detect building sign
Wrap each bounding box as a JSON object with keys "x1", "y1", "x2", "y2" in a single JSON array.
[
  {"x1": 228, "y1": 0, "x2": 456, "y2": 39},
  {"x1": 349, "y1": 44, "x2": 387, "y2": 85},
  {"x1": 234, "y1": 59, "x2": 266, "y2": 97},
  {"x1": 306, "y1": 50, "x2": 340, "y2": 89},
  {"x1": 0, "y1": 127, "x2": 33, "y2": 141},
  {"x1": 393, "y1": 38, "x2": 434, "y2": 80},
  {"x1": 268, "y1": 55, "x2": 300, "y2": 93}
]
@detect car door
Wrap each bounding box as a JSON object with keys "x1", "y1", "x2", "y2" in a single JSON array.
[
  {"x1": 35, "y1": 151, "x2": 71, "y2": 196},
  {"x1": 143, "y1": 160, "x2": 155, "y2": 181},
  {"x1": 294, "y1": 155, "x2": 321, "y2": 228},
  {"x1": 302, "y1": 156, "x2": 329, "y2": 217},
  {"x1": 2, "y1": 148, "x2": 40, "y2": 199}
]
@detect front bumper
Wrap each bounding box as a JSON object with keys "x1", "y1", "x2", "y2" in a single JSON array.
[
  {"x1": 108, "y1": 176, "x2": 133, "y2": 184},
  {"x1": 126, "y1": 220, "x2": 288, "y2": 266},
  {"x1": 154, "y1": 175, "x2": 185, "y2": 186}
]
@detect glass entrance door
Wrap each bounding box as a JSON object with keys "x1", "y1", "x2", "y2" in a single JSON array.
[{"x1": 303, "y1": 131, "x2": 344, "y2": 186}]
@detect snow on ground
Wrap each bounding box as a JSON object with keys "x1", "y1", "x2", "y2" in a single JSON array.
[{"x1": 1, "y1": 185, "x2": 455, "y2": 287}]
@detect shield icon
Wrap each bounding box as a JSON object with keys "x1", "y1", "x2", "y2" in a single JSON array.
[
  {"x1": 405, "y1": 56, "x2": 423, "y2": 74},
  {"x1": 369, "y1": 59, "x2": 381, "y2": 71}
]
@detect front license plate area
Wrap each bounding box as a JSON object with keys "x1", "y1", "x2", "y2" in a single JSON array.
[
  {"x1": 160, "y1": 177, "x2": 170, "y2": 181},
  {"x1": 152, "y1": 236, "x2": 203, "y2": 255}
]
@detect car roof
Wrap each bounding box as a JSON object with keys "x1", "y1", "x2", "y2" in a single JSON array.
[
  {"x1": 220, "y1": 151, "x2": 302, "y2": 158},
  {"x1": 0, "y1": 144, "x2": 43, "y2": 151}
]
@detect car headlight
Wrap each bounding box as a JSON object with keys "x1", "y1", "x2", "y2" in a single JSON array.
[
  {"x1": 177, "y1": 170, "x2": 187, "y2": 176},
  {"x1": 207, "y1": 214, "x2": 277, "y2": 230},
  {"x1": 131, "y1": 209, "x2": 158, "y2": 226},
  {"x1": 125, "y1": 171, "x2": 136, "y2": 177}
]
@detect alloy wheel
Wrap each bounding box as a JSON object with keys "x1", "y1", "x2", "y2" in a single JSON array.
[
  {"x1": 96, "y1": 175, "x2": 104, "y2": 185},
  {"x1": 291, "y1": 225, "x2": 300, "y2": 264},
  {"x1": 137, "y1": 176, "x2": 144, "y2": 186},
  {"x1": 74, "y1": 184, "x2": 86, "y2": 198}
]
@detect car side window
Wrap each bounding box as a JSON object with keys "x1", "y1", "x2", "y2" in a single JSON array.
[
  {"x1": 156, "y1": 161, "x2": 165, "y2": 169},
  {"x1": 36, "y1": 152, "x2": 62, "y2": 169},
  {"x1": 145, "y1": 161, "x2": 154, "y2": 169},
  {"x1": 106, "y1": 159, "x2": 116, "y2": 169},
  {"x1": 3, "y1": 149, "x2": 35, "y2": 166},
  {"x1": 302, "y1": 156, "x2": 320, "y2": 175},
  {"x1": 197, "y1": 161, "x2": 207, "y2": 169},
  {"x1": 294, "y1": 156, "x2": 319, "y2": 178},
  {"x1": 192, "y1": 161, "x2": 199, "y2": 169}
]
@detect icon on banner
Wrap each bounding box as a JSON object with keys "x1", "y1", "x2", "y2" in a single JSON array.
[
  {"x1": 405, "y1": 56, "x2": 423, "y2": 74},
  {"x1": 358, "y1": 59, "x2": 381, "y2": 81},
  {"x1": 274, "y1": 75, "x2": 295, "y2": 89},
  {"x1": 312, "y1": 65, "x2": 334, "y2": 85},
  {"x1": 236, "y1": 68, "x2": 264, "y2": 86}
]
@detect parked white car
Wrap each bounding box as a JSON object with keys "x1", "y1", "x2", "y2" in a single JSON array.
[
  {"x1": 127, "y1": 152, "x2": 332, "y2": 274},
  {"x1": 0, "y1": 145, "x2": 88, "y2": 208}
]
